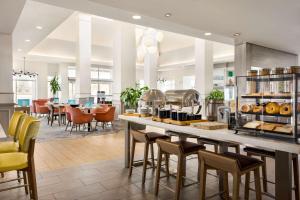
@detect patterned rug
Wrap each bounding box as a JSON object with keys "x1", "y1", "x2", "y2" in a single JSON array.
[{"x1": 37, "y1": 118, "x2": 124, "y2": 142}]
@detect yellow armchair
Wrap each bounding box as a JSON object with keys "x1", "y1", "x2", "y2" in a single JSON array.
[
  {"x1": 0, "y1": 116, "x2": 40, "y2": 200},
  {"x1": 0, "y1": 111, "x2": 26, "y2": 153}
]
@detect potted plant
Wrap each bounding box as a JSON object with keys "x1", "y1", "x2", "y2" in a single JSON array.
[
  {"x1": 206, "y1": 89, "x2": 224, "y2": 121},
  {"x1": 49, "y1": 75, "x2": 61, "y2": 98},
  {"x1": 120, "y1": 84, "x2": 149, "y2": 113}
]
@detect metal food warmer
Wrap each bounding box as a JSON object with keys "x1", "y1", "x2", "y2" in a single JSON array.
[
  {"x1": 153, "y1": 89, "x2": 202, "y2": 122},
  {"x1": 139, "y1": 89, "x2": 165, "y2": 115},
  {"x1": 234, "y1": 66, "x2": 300, "y2": 142}
]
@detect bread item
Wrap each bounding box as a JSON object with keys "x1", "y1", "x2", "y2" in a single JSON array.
[
  {"x1": 280, "y1": 103, "x2": 292, "y2": 115},
  {"x1": 258, "y1": 123, "x2": 276, "y2": 131},
  {"x1": 274, "y1": 125, "x2": 293, "y2": 134},
  {"x1": 266, "y1": 102, "x2": 280, "y2": 114},
  {"x1": 241, "y1": 104, "x2": 253, "y2": 113},
  {"x1": 243, "y1": 121, "x2": 262, "y2": 129},
  {"x1": 253, "y1": 105, "x2": 264, "y2": 113}
]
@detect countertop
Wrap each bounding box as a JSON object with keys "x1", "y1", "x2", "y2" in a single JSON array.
[{"x1": 119, "y1": 115, "x2": 300, "y2": 154}]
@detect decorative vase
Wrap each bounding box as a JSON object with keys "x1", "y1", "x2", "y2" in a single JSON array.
[{"x1": 206, "y1": 100, "x2": 224, "y2": 121}]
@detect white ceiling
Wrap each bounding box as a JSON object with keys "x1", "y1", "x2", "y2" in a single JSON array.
[
  {"x1": 0, "y1": 0, "x2": 25, "y2": 34},
  {"x1": 12, "y1": 1, "x2": 234, "y2": 66},
  {"x1": 34, "y1": 0, "x2": 300, "y2": 55},
  {"x1": 13, "y1": 0, "x2": 73, "y2": 59}
]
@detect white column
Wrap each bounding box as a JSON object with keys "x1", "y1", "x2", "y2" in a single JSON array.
[
  {"x1": 298, "y1": 54, "x2": 300, "y2": 65},
  {"x1": 0, "y1": 34, "x2": 13, "y2": 103},
  {"x1": 75, "y1": 14, "x2": 91, "y2": 98},
  {"x1": 194, "y1": 38, "x2": 214, "y2": 117},
  {"x1": 112, "y1": 21, "x2": 136, "y2": 114},
  {"x1": 59, "y1": 63, "x2": 69, "y2": 102},
  {"x1": 0, "y1": 33, "x2": 14, "y2": 132},
  {"x1": 144, "y1": 51, "x2": 158, "y2": 89}
]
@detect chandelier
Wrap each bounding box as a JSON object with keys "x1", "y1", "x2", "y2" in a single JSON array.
[{"x1": 13, "y1": 57, "x2": 38, "y2": 77}]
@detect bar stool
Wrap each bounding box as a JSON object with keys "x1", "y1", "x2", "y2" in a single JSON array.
[
  {"x1": 244, "y1": 146, "x2": 299, "y2": 199},
  {"x1": 198, "y1": 150, "x2": 263, "y2": 200},
  {"x1": 128, "y1": 125, "x2": 170, "y2": 184},
  {"x1": 197, "y1": 137, "x2": 240, "y2": 153},
  {"x1": 155, "y1": 139, "x2": 205, "y2": 200}
]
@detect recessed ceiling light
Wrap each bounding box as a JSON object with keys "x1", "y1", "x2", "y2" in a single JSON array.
[
  {"x1": 17, "y1": 48, "x2": 22, "y2": 52},
  {"x1": 25, "y1": 39, "x2": 31, "y2": 42},
  {"x1": 36, "y1": 26, "x2": 43, "y2": 30},
  {"x1": 165, "y1": 13, "x2": 172, "y2": 17},
  {"x1": 132, "y1": 15, "x2": 141, "y2": 20},
  {"x1": 204, "y1": 32, "x2": 212, "y2": 36},
  {"x1": 233, "y1": 33, "x2": 241, "y2": 37}
]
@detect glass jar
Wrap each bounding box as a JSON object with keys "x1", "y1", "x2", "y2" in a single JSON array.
[
  {"x1": 258, "y1": 68, "x2": 270, "y2": 95},
  {"x1": 270, "y1": 68, "x2": 285, "y2": 94},
  {"x1": 246, "y1": 70, "x2": 257, "y2": 95},
  {"x1": 284, "y1": 67, "x2": 292, "y2": 93}
]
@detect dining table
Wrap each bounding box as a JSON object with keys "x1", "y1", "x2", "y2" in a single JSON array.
[{"x1": 119, "y1": 115, "x2": 300, "y2": 200}]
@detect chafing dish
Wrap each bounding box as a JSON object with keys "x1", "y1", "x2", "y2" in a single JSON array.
[
  {"x1": 164, "y1": 89, "x2": 201, "y2": 114},
  {"x1": 139, "y1": 89, "x2": 165, "y2": 115}
]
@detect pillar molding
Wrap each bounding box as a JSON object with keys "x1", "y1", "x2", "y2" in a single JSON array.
[
  {"x1": 144, "y1": 51, "x2": 158, "y2": 89},
  {"x1": 0, "y1": 33, "x2": 14, "y2": 133},
  {"x1": 194, "y1": 38, "x2": 213, "y2": 117},
  {"x1": 59, "y1": 63, "x2": 69, "y2": 102},
  {"x1": 75, "y1": 14, "x2": 91, "y2": 98},
  {"x1": 112, "y1": 21, "x2": 136, "y2": 115}
]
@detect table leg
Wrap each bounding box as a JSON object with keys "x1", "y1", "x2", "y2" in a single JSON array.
[
  {"x1": 178, "y1": 135, "x2": 187, "y2": 178},
  {"x1": 125, "y1": 121, "x2": 131, "y2": 168},
  {"x1": 275, "y1": 150, "x2": 292, "y2": 200},
  {"x1": 219, "y1": 142, "x2": 229, "y2": 197}
]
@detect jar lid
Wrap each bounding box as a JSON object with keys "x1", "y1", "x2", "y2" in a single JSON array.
[
  {"x1": 258, "y1": 68, "x2": 270, "y2": 76},
  {"x1": 270, "y1": 67, "x2": 284, "y2": 75},
  {"x1": 290, "y1": 66, "x2": 300, "y2": 74},
  {"x1": 247, "y1": 70, "x2": 257, "y2": 76}
]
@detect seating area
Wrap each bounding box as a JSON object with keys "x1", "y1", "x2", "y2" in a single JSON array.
[{"x1": 1, "y1": 0, "x2": 300, "y2": 199}]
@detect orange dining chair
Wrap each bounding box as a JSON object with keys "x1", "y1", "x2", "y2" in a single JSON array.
[
  {"x1": 34, "y1": 99, "x2": 49, "y2": 117},
  {"x1": 65, "y1": 105, "x2": 73, "y2": 131},
  {"x1": 93, "y1": 106, "x2": 115, "y2": 129},
  {"x1": 91, "y1": 105, "x2": 109, "y2": 114},
  {"x1": 70, "y1": 107, "x2": 94, "y2": 134}
]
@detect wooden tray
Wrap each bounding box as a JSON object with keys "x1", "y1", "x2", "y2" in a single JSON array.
[
  {"x1": 152, "y1": 117, "x2": 208, "y2": 126},
  {"x1": 124, "y1": 113, "x2": 151, "y2": 117},
  {"x1": 191, "y1": 122, "x2": 228, "y2": 130}
]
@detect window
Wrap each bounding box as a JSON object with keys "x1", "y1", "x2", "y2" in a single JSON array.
[
  {"x1": 68, "y1": 67, "x2": 76, "y2": 78},
  {"x1": 69, "y1": 80, "x2": 76, "y2": 99},
  {"x1": 183, "y1": 76, "x2": 195, "y2": 89},
  {"x1": 13, "y1": 76, "x2": 37, "y2": 104},
  {"x1": 67, "y1": 66, "x2": 113, "y2": 101},
  {"x1": 68, "y1": 67, "x2": 76, "y2": 99},
  {"x1": 157, "y1": 80, "x2": 175, "y2": 92},
  {"x1": 90, "y1": 67, "x2": 113, "y2": 101}
]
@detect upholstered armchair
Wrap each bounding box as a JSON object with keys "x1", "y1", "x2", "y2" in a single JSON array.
[
  {"x1": 34, "y1": 99, "x2": 49, "y2": 116},
  {"x1": 93, "y1": 106, "x2": 115, "y2": 129},
  {"x1": 91, "y1": 104, "x2": 109, "y2": 114},
  {"x1": 70, "y1": 108, "x2": 94, "y2": 134}
]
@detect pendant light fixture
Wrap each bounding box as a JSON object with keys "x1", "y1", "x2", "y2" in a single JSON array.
[{"x1": 13, "y1": 57, "x2": 38, "y2": 77}]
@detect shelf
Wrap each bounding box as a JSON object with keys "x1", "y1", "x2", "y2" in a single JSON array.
[
  {"x1": 246, "y1": 76, "x2": 293, "y2": 82},
  {"x1": 235, "y1": 127, "x2": 293, "y2": 136},
  {"x1": 240, "y1": 111, "x2": 292, "y2": 117},
  {"x1": 241, "y1": 95, "x2": 292, "y2": 99}
]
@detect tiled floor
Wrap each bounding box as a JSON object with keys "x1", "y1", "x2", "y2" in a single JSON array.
[{"x1": 0, "y1": 125, "x2": 289, "y2": 199}]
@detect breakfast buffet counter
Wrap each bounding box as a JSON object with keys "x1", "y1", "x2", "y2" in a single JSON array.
[{"x1": 119, "y1": 115, "x2": 300, "y2": 200}]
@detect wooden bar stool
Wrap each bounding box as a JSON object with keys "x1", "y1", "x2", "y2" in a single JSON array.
[
  {"x1": 244, "y1": 146, "x2": 299, "y2": 199},
  {"x1": 155, "y1": 139, "x2": 205, "y2": 200},
  {"x1": 128, "y1": 127, "x2": 170, "y2": 184},
  {"x1": 197, "y1": 137, "x2": 240, "y2": 153},
  {"x1": 198, "y1": 150, "x2": 263, "y2": 200}
]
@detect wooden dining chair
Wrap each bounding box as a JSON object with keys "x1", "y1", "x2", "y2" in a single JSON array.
[{"x1": 0, "y1": 116, "x2": 40, "y2": 199}]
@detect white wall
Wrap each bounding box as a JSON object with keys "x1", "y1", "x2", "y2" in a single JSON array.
[
  {"x1": 159, "y1": 46, "x2": 194, "y2": 66},
  {"x1": 30, "y1": 38, "x2": 113, "y2": 62}
]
